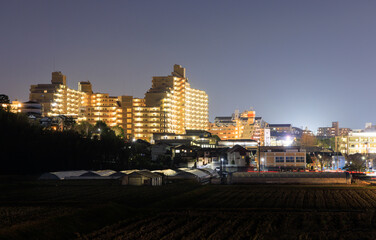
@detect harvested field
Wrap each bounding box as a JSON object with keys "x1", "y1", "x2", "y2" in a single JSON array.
[{"x1": 1, "y1": 180, "x2": 376, "y2": 240}]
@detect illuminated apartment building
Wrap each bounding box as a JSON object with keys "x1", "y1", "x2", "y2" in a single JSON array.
[
  {"x1": 132, "y1": 98, "x2": 164, "y2": 141},
  {"x1": 78, "y1": 92, "x2": 121, "y2": 127},
  {"x1": 140, "y1": 64, "x2": 208, "y2": 140},
  {"x1": 317, "y1": 121, "x2": 352, "y2": 138},
  {"x1": 78, "y1": 94, "x2": 162, "y2": 140},
  {"x1": 1, "y1": 101, "x2": 22, "y2": 113},
  {"x1": 336, "y1": 132, "x2": 376, "y2": 155},
  {"x1": 29, "y1": 66, "x2": 208, "y2": 142},
  {"x1": 209, "y1": 109, "x2": 269, "y2": 145},
  {"x1": 29, "y1": 72, "x2": 85, "y2": 116}
]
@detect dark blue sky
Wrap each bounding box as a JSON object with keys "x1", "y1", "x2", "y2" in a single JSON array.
[{"x1": 1, "y1": 0, "x2": 376, "y2": 131}]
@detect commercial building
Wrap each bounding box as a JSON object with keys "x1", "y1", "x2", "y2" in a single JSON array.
[{"x1": 259, "y1": 146, "x2": 306, "y2": 171}]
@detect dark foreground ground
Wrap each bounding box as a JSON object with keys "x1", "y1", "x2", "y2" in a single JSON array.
[{"x1": 1, "y1": 178, "x2": 376, "y2": 240}]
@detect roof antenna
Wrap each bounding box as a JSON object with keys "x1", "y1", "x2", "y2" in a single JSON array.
[{"x1": 53, "y1": 55, "x2": 56, "y2": 71}]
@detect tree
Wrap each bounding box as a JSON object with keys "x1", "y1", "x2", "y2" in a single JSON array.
[
  {"x1": 344, "y1": 153, "x2": 366, "y2": 172},
  {"x1": 94, "y1": 121, "x2": 116, "y2": 139},
  {"x1": 74, "y1": 121, "x2": 94, "y2": 137},
  {"x1": 300, "y1": 133, "x2": 317, "y2": 147},
  {"x1": 0, "y1": 94, "x2": 10, "y2": 104},
  {"x1": 112, "y1": 126, "x2": 125, "y2": 139},
  {"x1": 316, "y1": 153, "x2": 332, "y2": 171},
  {"x1": 317, "y1": 137, "x2": 335, "y2": 150}
]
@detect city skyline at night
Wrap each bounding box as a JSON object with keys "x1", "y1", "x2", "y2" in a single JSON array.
[{"x1": 2, "y1": 0, "x2": 376, "y2": 131}]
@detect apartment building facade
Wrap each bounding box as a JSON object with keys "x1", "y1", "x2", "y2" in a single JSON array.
[
  {"x1": 29, "y1": 72, "x2": 85, "y2": 117},
  {"x1": 336, "y1": 132, "x2": 376, "y2": 155},
  {"x1": 30, "y1": 65, "x2": 208, "y2": 142},
  {"x1": 209, "y1": 109, "x2": 269, "y2": 145}
]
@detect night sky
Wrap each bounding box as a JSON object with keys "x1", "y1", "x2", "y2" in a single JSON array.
[{"x1": 1, "y1": 0, "x2": 376, "y2": 131}]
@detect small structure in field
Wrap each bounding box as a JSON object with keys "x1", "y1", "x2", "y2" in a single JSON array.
[{"x1": 125, "y1": 170, "x2": 163, "y2": 186}]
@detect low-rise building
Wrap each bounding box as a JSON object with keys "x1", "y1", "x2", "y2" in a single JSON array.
[
  {"x1": 259, "y1": 146, "x2": 306, "y2": 171},
  {"x1": 227, "y1": 145, "x2": 253, "y2": 167}
]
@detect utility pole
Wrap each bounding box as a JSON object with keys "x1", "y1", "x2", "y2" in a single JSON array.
[{"x1": 258, "y1": 141, "x2": 261, "y2": 173}]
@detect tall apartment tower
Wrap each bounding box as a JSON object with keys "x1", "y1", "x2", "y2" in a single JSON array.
[
  {"x1": 30, "y1": 71, "x2": 85, "y2": 116},
  {"x1": 144, "y1": 64, "x2": 208, "y2": 136}
]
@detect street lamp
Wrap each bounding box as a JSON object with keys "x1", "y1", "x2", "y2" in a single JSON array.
[{"x1": 220, "y1": 157, "x2": 224, "y2": 184}]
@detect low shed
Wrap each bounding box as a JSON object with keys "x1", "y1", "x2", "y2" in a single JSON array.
[{"x1": 125, "y1": 170, "x2": 162, "y2": 186}]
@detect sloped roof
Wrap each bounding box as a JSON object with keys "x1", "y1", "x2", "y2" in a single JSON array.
[
  {"x1": 120, "y1": 170, "x2": 140, "y2": 174},
  {"x1": 39, "y1": 170, "x2": 88, "y2": 180},
  {"x1": 178, "y1": 168, "x2": 211, "y2": 179},
  {"x1": 94, "y1": 170, "x2": 118, "y2": 177},
  {"x1": 152, "y1": 169, "x2": 178, "y2": 176},
  {"x1": 197, "y1": 168, "x2": 219, "y2": 177},
  {"x1": 228, "y1": 145, "x2": 251, "y2": 155},
  {"x1": 128, "y1": 170, "x2": 162, "y2": 179}
]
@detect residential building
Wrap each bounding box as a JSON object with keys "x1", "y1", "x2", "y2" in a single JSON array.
[
  {"x1": 339, "y1": 128, "x2": 352, "y2": 136},
  {"x1": 145, "y1": 64, "x2": 209, "y2": 133},
  {"x1": 29, "y1": 66, "x2": 209, "y2": 142},
  {"x1": 132, "y1": 98, "x2": 164, "y2": 141},
  {"x1": 29, "y1": 71, "x2": 85, "y2": 117},
  {"x1": 78, "y1": 92, "x2": 121, "y2": 128},
  {"x1": 317, "y1": 121, "x2": 351, "y2": 138},
  {"x1": 21, "y1": 101, "x2": 42, "y2": 117},
  {"x1": 152, "y1": 130, "x2": 217, "y2": 148},
  {"x1": 1, "y1": 101, "x2": 22, "y2": 113},
  {"x1": 137, "y1": 64, "x2": 208, "y2": 141},
  {"x1": 227, "y1": 145, "x2": 253, "y2": 167},
  {"x1": 336, "y1": 132, "x2": 376, "y2": 155},
  {"x1": 2, "y1": 100, "x2": 42, "y2": 118},
  {"x1": 209, "y1": 109, "x2": 269, "y2": 145}
]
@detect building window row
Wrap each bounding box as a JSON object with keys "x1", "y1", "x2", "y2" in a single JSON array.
[{"x1": 275, "y1": 156, "x2": 305, "y2": 163}]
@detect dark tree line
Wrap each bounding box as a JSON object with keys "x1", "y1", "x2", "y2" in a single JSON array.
[{"x1": 0, "y1": 109, "x2": 166, "y2": 174}]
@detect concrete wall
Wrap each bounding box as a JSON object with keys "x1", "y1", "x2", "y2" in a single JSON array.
[{"x1": 230, "y1": 172, "x2": 351, "y2": 184}]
